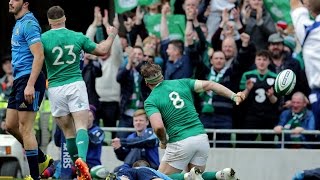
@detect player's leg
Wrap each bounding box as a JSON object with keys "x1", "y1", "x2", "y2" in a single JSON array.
[
  {"x1": 69, "y1": 81, "x2": 91, "y2": 180},
  {"x1": 18, "y1": 111, "x2": 39, "y2": 179},
  {"x1": 187, "y1": 134, "x2": 210, "y2": 172},
  {"x1": 6, "y1": 97, "x2": 52, "y2": 177},
  {"x1": 31, "y1": 72, "x2": 54, "y2": 174},
  {"x1": 6, "y1": 109, "x2": 40, "y2": 180},
  {"x1": 5, "y1": 109, "x2": 23, "y2": 143},
  {"x1": 48, "y1": 83, "x2": 78, "y2": 163},
  {"x1": 7, "y1": 73, "x2": 47, "y2": 180},
  {"x1": 5, "y1": 85, "x2": 24, "y2": 144},
  {"x1": 187, "y1": 134, "x2": 238, "y2": 180},
  {"x1": 68, "y1": 81, "x2": 90, "y2": 162},
  {"x1": 158, "y1": 162, "x2": 183, "y2": 175},
  {"x1": 73, "y1": 110, "x2": 91, "y2": 180},
  {"x1": 55, "y1": 115, "x2": 78, "y2": 162},
  {"x1": 169, "y1": 169, "x2": 238, "y2": 180},
  {"x1": 159, "y1": 137, "x2": 197, "y2": 175},
  {"x1": 72, "y1": 110, "x2": 89, "y2": 162}
]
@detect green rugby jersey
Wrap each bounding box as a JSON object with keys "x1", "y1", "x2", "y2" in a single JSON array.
[
  {"x1": 41, "y1": 28, "x2": 96, "y2": 87},
  {"x1": 240, "y1": 69, "x2": 278, "y2": 115},
  {"x1": 144, "y1": 79, "x2": 206, "y2": 143}
]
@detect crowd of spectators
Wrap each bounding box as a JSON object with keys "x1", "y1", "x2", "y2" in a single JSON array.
[
  {"x1": 77, "y1": 0, "x2": 316, "y2": 149},
  {"x1": 1, "y1": 0, "x2": 317, "y2": 149},
  {"x1": 1, "y1": 0, "x2": 320, "y2": 179}
]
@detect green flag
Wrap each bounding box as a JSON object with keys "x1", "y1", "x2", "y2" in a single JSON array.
[
  {"x1": 144, "y1": 14, "x2": 186, "y2": 40},
  {"x1": 114, "y1": 0, "x2": 160, "y2": 14},
  {"x1": 138, "y1": 0, "x2": 160, "y2": 6},
  {"x1": 114, "y1": 0, "x2": 138, "y2": 14},
  {"x1": 263, "y1": 0, "x2": 292, "y2": 24}
]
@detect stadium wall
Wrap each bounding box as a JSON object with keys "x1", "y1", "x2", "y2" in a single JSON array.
[{"x1": 46, "y1": 142, "x2": 320, "y2": 180}]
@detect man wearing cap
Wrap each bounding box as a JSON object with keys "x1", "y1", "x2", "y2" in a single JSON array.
[{"x1": 267, "y1": 33, "x2": 309, "y2": 109}]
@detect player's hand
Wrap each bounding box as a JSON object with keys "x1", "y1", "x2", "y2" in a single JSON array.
[
  {"x1": 233, "y1": 92, "x2": 246, "y2": 105},
  {"x1": 106, "y1": 26, "x2": 118, "y2": 37},
  {"x1": 24, "y1": 85, "x2": 35, "y2": 104},
  {"x1": 160, "y1": 141, "x2": 167, "y2": 149}
]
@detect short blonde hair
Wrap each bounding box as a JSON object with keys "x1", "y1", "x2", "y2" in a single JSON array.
[{"x1": 133, "y1": 109, "x2": 147, "y2": 117}]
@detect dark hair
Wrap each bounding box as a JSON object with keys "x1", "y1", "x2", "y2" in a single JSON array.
[
  {"x1": 22, "y1": 0, "x2": 34, "y2": 9},
  {"x1": 169, "y1": 39, "x2": 184, "y2": 55},
  {"x1": 47, "y1": 6, "x2": 65, "y2": 20},
  {"x1": 22, "y1": 0, "x2": 33, "y2": 4},
  {"x1": 212, "y1": 50, "x2": 226, "y2": 58},
  {"x1": 256, "y1": 50, "x2": 271, "y2": 60},
  {"x1": 2, "y1": 54, "x2": 11, "y2": 62},
  {"x1": 133, "y1": 45, "x2": 144, "y2": 53}
]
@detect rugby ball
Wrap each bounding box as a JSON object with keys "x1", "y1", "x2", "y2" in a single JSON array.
[
  {"x1": 90, "y1": 165, "x2": 109, "y2": 179},
  {"x1": 274, "y1": 69, "x2": 296, "y2": 95}
]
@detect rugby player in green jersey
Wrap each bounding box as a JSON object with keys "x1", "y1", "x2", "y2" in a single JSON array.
[
  {"x1": 41, "y1": 6, "x2": 118, "y2": 180},
  {"x1": 141, "y1": 63, "x2": 245, "y2": 180}
]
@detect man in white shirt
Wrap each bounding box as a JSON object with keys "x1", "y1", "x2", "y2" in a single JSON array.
[{"x1": 290, "y1": 0, "x2": 320, "y2": 130}]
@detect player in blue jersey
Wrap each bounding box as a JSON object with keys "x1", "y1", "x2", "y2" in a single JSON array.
[{"x1": 7, "y1": 0, "x2": 52, "y2": 179}]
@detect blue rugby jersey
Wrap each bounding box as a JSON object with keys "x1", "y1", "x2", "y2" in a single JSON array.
[{"x1": 11, "y1": 12, "x2": 41, "y2": 79}]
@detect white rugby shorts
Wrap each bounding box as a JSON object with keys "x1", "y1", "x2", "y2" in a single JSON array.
[
  {"x1": 48, "y1": 81, "x2": 89, "y2": 117},
  {"x1": 162, "y1": 133, "x2": 210, "y2": 170}
]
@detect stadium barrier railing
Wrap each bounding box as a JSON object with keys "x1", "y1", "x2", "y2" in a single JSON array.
[{"x1": 100, "y1": 127, "x2": 320, "y2": 148}]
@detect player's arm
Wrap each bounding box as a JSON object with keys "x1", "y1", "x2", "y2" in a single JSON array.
[
  {"x1": 92, "y1": 26, "x2": 118, "y2": 56},
  {"x1": 290, "y1": 0, "x2": 303, "y2": 11},
  {"x1": 149, "y1": 113, "x2": 167, "y2": 146},
  {"x1": 194, "y1": 80, "x2": 245, "y2": 105},
  {"x1": 25, "y1": 42, "x2": 44, "y2": 104}
]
